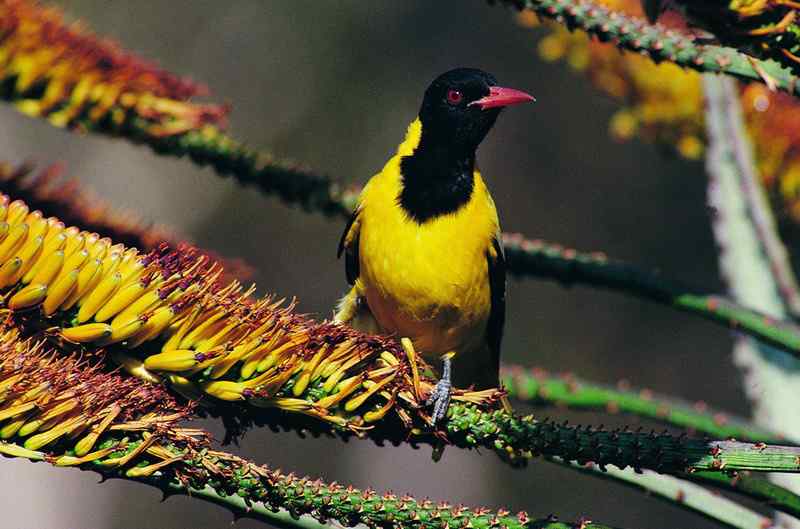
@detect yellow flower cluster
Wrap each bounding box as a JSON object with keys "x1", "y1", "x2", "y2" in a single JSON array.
[
  {"x1": 0, "y1": 192, "x2": 501, "y2": 432},
  {"x1": 524, "y1": 1, "x2": 800, "y2": 221},
  {"x1": 0, "y1": 0, "x2": 227, "y2": 136},
  {"x1": 0, "y1": 321, "x2": 202, "y2": 476}
]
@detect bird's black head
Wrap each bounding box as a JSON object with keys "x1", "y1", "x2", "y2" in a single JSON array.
[
  {"x1": 417, "y1": 68, "x2": 534, "y2": 154},
  {"x1": 399, "y1": 68, "x2": 533, "y2": 223}
]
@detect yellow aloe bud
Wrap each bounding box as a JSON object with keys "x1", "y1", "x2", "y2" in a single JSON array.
[
  {"x1": 12, "y1": 234, "x2": 43, "y2": 279},
  {"x1": 60, "y1": 323, "x2": 112, "y2": 343},
  {"x1": 177, "y1": 309, "x2": 225, "y2": 349},
  {"x1": 109, "y1": 351, "x2": 162, "y2": 384},
  {"x1": 111, "y1": 288, "x2": 160, "y2": 328},
  {"x1": 74, "y1": 405, "x2": 120, "y2": 456},
  {"x1": 42, "y1": 269, "x2": 78, "y2": 316},
  {"x1": 364, "y1": 398, "x2": 395, "y2": 423},
  {"x1": 6, "y1": 200, "x2": 28, "y2": 226},
  {"x1": 43, "y1": 219, "x2": 64, "y2": 244},
  {"x1": 0, "y1": 223, "x2": 28, "y2": 263},
  {"x1": 28, "y1": 249, "x2": 64, "y2": 286},
  {"x1": 56, "y1": 445, "x2": 118, "y2": 466},
  {"x1": 0, "y1": 401, "x2": 36, "y2": 422},
  {"x1": 94, "y1": 280, "x2": 146, "y2": 322},
  {"x1": 125, "y1": 457, "x2": 181, "y2": 478},
  {"x1": 43, "y1": 229, "x2": 67, "y2": 253},
  {"x1": 344, "y1": 373, "x2": 396, "y2": 412},
  {"x1": 144, "y1": 349, "x2": 201, "y2": 372},
  {"x1": 60, "y1": 258, "x2": 101, "y2": 310},
  {"x1": 118, "y1": 256, "x2": 144, "y2": 286},
  {"x1": 160, "y1": 305, "x2": 200, "y2": 352},
  {"x1": 1, "y1": 417, "x2": 27, "y2": 438},
  {"x1": 87, "y1": 237, "x2": 111, "y2": 261},
  {"x1": 104, "y1": 315, "x2": 145, "y2": 344},
  {"x1": 0, "y1": 222, "x2": 9, "y2": 244},
  {"x1": 0, "y1": 442, "x2": 44, "y2": 461},
  {"x1": 77, "y1": 271, "x2": 121, "y2": 323},
  {"x1": 201, "y1": 380, "x2": 246, "y2": 401},
  {"x1": 54, "y1": 248, "x2": 88, "y2": 284},
  {"x1": 26, "y1": 215, "x2": 47, "y2": 240},
  {"x1": 24, "y1": 416, "x2": 84, "y2": 451},
  {"x1": 268, "y1": 397, "x2": 312, "y2": 412},
  {"x1": 83, "y1": 232, "x2": 99, "y2": 250},
  {"x1": 8, "y1": 284, "x2": 47, "y2": 310},
  {"x1": 23, "y1": 232, "x2": 66, "y2": 286},
  {"x1": 126, "y1": 305, "x2": 177, "y2": 348},
  {"x1": 62, "y1": 231, "x2": 85, "y2": 258},
  {"x1": 0, "y1": 257, "x2": 23, "y2": 288},
  {"x1": 0, "y1": 204, "x2": 8, "y2": 223},
  {"x1": 98, "y1": 251, "x2": 121, "y2": 279},
  {"x1": 0, "y1": 373, "x2": 22, "y2": 395},
  {"x1": 209, "y1": 340, "x2": 256, "y2": 379}
]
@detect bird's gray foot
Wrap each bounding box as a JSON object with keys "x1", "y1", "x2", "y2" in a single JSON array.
[{"x1": 426, "y1": 354, "x2": 453, "y2": 424}]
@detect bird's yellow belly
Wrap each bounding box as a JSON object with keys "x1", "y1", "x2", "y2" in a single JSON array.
[{"x1": 359, "y1": 219, "x2": 491, "y2": 358}]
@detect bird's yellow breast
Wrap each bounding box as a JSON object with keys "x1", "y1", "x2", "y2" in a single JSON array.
[{"x1": 356, "y1": 120, "x2": 500, "y2": 357}]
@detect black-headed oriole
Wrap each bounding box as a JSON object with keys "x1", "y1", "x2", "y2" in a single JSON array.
[{"x1": 336, "y1": 68, "x2": 534, "y2": 421}]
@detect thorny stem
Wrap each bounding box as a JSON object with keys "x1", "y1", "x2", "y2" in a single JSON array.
[
  {"x1": 492, "y1": 0, "x2": 800, "y2": 97},
  {"x1": 704, "y1": 72, "x2": 800, "y2": 526},
  {"x1": 552, "y1": 458, "x2": 774, "y2": 529},
  {"x1": 31, "y1": 446, "x2": 625, "y2": 529},
  {"x1": 445, "y1": 403, "x2": 800, "y2": 473},
  {"x1": 716, "y1": 72, "x2": 800, "y2": 317},
  {"x1": 500, "y1": 365, "x2": 782, "y2": 443},
  {"x1": 502, "y1": 235, "x2": 800, "y2": 357},
  {"x1": 688, "y1": 471, "x2": 800, "y2": 519}
]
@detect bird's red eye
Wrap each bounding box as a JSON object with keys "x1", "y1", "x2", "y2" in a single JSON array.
[{"x1": 446, "y1": 89, "x2": 463, "y2": 105}]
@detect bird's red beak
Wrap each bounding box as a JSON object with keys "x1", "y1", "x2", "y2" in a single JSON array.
[{"x1": 469, "y1": 86, "x2": 535, "y2": 110}]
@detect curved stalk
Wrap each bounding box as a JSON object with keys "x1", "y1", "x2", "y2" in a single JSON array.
[{"x1": 500, "y1": 365, "x2": 781, "y2": 443}]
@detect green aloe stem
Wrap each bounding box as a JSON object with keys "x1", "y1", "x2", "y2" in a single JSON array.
[
  {"x1": 493, "y1": 0, "x2": 800, "y2": 96},
  {"x1": 500, "y1": 364, "x2": 782, "y2": 443},
  {"x1": 445, "y1": 403, "x2": 800, "y2": 473},
  {"x1": 551, "y1": 458, "x2": 775, "y2": 529},
  {"x1": 688, "y1": 471, "x2": 800, "y2": 519},
  {"x1": 502, "y1": 235, "x2": 800, "y2": 357},
  {"x1": 14, "y1": 442, "x2": 625, "y2": 529}
]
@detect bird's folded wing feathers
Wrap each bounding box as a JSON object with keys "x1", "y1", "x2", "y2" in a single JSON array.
[
  {"x1": 338, "y1": 207, "x2": 361, "y2": 286},
  {"x1": 486, "y1": 232, "x2": 506, "y2": 369}
]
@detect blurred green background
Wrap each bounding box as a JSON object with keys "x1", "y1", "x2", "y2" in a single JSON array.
[{"x1": 0, "y1": 1, "x2": 748, "y2": 528}]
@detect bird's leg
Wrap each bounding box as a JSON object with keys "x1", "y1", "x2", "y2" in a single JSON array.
[{"x1": 426, "y1": 352, "x2": 454, "y2": 424}]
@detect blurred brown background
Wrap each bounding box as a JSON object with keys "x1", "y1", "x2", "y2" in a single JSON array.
[{"x1": 0, "y1": 1, "x2": 748, "y2": 528}]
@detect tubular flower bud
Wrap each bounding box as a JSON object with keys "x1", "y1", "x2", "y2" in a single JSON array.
[
  {"x1": 0, "y1": 192, "x2": 504, "y2": 432},
  {"x1": 0, "y1": 320, "x2": 202, "y2": 477}
]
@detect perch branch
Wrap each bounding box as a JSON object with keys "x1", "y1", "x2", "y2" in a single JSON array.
[
  {"x1": 0, "y1": 318, "x2": 620, "y2": 529},
  {"x1": 0, "y1": 190, "x2": 796, "y2": 475}
]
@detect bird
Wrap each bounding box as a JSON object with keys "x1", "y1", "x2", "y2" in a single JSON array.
[{"x1": 335, "y1": 68, "x2": 534, "y2": 422}]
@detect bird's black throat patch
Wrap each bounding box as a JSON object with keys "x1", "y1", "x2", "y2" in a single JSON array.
[{"x1": 398, "y1": 143, "x2": 475, "y2": 224}]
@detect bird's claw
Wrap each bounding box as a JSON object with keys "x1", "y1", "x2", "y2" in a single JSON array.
[
  {"x1": 426, "y1": 354, "x2": 453, "y2": 424},
  {"x1": 426, "y1": 377, "x2": 452, "y2": 424}
]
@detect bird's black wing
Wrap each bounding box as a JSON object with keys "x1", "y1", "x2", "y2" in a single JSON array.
[
  {"x1": 337, "y1": 208, "x2": 361, "y2": 285},
  {"x1": 486, "y1": 233, "x2": 506, "y2": 369}
]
